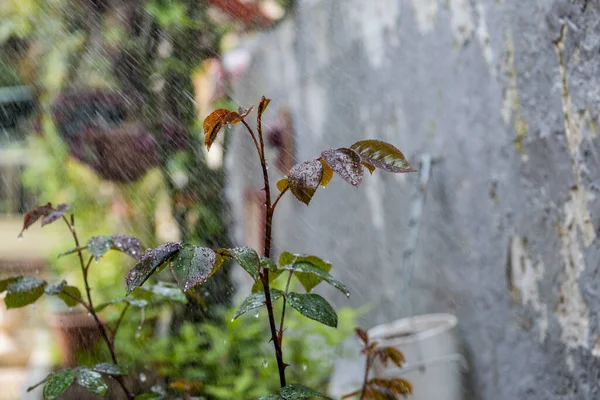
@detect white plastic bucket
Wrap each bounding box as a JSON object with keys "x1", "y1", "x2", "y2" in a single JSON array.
[{"x1": 368, "y1": 314, "x2": 467, "y2": 400}]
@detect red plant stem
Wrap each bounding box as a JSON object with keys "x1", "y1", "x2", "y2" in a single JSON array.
[
  {"x1": 242, "y1": 115, "x2": 287, "y2": 387},
  {"x1": 61, "y1": 217, "x2": 133, "y2": 400},
  {"x1": 360, "y1": 353, "x2": 373, "y2": 400},
  {"x1": 271, "y1": 186, "x2": 289, "y2": 213},
  {"x1": 277, "y1": 270, "x2": 294, "y2": 346}
]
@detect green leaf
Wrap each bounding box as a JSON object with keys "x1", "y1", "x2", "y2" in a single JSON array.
[
  {"x1": 170, "y1": 244, "x2": 219, "y2": 291},
  {"x1": 261, "y1": 257, "x2": 278, "y2": 271},
  {"x1": 221, "y1": 247, "x2": 260, "y2": 280},
  {"x1": 350, "y1": 139, "x2": 416, "y2": 173},
  {"x1": 5, "y1": 277, "x2": 46, "y2": 309},
  {"x1": 93, "y1": 363, "x2": 127, "y2": 376},
  {"x1": 232, "y1": 289, "x2": 284, "y2": 320},
  {"x1": 280, "y1": 262, "x2": 349, "y2": 297},
  {"x1": 287, "y1": 293, "x2": 338, "y2": 328},
  {"x1": 57, "y1": 286, "x2": 82, "y2": 307},
  {"x1": 0, "y1": 276, "x2": 20, "y2": 293},
  {"x1": 135, "y1": 394, "x2": 163, "y2": 400},
  {"x1": 96, "y1": 297, "x2": 148, "y2": 312},
  {"x1": 42, "y1": 369, "x2": 76, "y2": 399},
  {"x1": 76, "y1": 368, "x2": 108, "y2": 396},
  {"x1": 258, "y1": 395, "x2": 283, "y2": 400},
  {"x1": 44, "y1": 281, "x2": 66, "y2": 295},
  {"x1": 87, "y1": 236, "x2": 112, "y2": 260},
  {"x1": 288, "y1": 160, "x2": 324, "y2": 205},
  {"x1": 88, "y1": 234, "x2": 143, "y2": 260},
  {"x1": 126, "y1": 242, "x2": 182, "y2": 294},
  {"x1": 279, "y1": 252, "x2": 332, "y2": 293},
  {"x1": 134, "y1": 282, "x2": 188, "y2": 304},
  {"x1": 280, "y1": 384, "x2": 332, "y2": 399},
  {"x1": 277, "y1": 178, "x2": 289, "y2": 192},
  {"x1": 320, "y1": 148, "x2": 364, "y2": 187}
]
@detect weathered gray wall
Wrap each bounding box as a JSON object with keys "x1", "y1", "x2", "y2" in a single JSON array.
[{"x1": 227, "y1": 0, "x2": 600, "y2": 398}]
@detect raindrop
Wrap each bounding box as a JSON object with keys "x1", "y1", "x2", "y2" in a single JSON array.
[
  {"x1": 302, "y1": 364, "x2": 307, "y2": 371},
  {"x1": 346, "y1": 293, "x2": 350, "y2": 298},
  {"x1": 262, "y1": 359, "x2": 268, "y2": 368},
  {"x1": 95, "y1": 259, "x2": 99, "y2": 264},
  {"x1": 17, "y1": 236, "x2": 23, "y2": 241},
  {"x1": 230, "y1": 317, "x2": 235, "y2": 322},
  {"x1": 68, "y1": 307, "x2": 74, "y2": 312},
  {"x1": 223, "y1": 339, "x2": 227, "y2": 344},
  {"x1": 87, "y1": 313, "x2": 92, "y2": 317},
  {"x1": 139, "y1": 373, "x2": 147, "y2": 382},
  {"x1": 254, "y1": 310, "x2": 259, "y2": 318},
  {"x1": 31, "y1": 304, "x2": 36, "y2": 311}
]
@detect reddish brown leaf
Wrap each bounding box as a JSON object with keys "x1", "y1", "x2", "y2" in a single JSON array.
[
  {"x1": 376, "y1": 346, "x2": 405, "y2": 367},
  {"x1": 320, "y1": 148, "x2": 364, "y2": 187},
  {"x1": 288, "y1": 160, "x2": 324, "y2": 205},
  {"x1": 20, "y1": 203, "x2": 53, "y2": 236},
  {"x1": 355, "y1": 327, "x2": 369, "y2": 344},
  {"x1": 203, "y1": 109, "x2": 230, "y2": 150},
  {"x1": 350, "y1": 139, "x2": 416, "y2": 173},
  {"x1": 41, "y1": 204, "x2": 72, "y2": 227},
  {"x1": 258, "y1": 96, "x2": 271, "y2": 117},
  {"x1": 367, "y1": 378, "x2": 412, "y2": 396}
]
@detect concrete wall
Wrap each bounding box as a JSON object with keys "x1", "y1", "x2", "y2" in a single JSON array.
[{"x1": 227, "y1": 0, "x2": 600, "y2": 398}]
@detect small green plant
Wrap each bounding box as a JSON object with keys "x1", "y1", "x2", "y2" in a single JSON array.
[
  {"x1": 343, "y1": 328, "x2": 412, "y2": 400},
  {"x1": 129, "y1": 96, "x2": 416, "y2": 398},
  {"x1": 6, "y1": 95, "x2": 415, "y2": 399},
  {"x1": 5, "y1": 204, "x2": 188, "y2": 399}
]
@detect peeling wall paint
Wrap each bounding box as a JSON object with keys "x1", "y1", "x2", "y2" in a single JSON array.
[
  {"x1": 556, "y1": 198, "x2": 590, "y2": 353},
  {"x1": 475, "y1": 1, "x2": 494, "y2": 75},
  {"x1": 508, "y1": 236, "x2": 548, "y2": 342},
  {"x1": 411, "y1": 0, "x2": 438, "y2": 34},
  {"x1": 449, "y1": 0, "x2": 474, "y2": 46}
]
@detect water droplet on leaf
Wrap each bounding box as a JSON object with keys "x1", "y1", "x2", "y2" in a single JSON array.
[
  {"x1": 262, "y1": 360, "x2": 268, "y2": 368},
  {"x1": 139, "y1": 373, "x2": 147, "y2": 382}
]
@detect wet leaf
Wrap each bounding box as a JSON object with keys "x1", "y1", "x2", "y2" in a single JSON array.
[
  {"x1": 93, "y1": 363, "x2": 127, "y2": 376},
  {"x1": 126, "y1": 242, "x2": 182, "y2": 294},
  {"x1": 320, "y1": 148, "x2": 364, "y2": 187},
  {"x1": 318, "y1": 159, "x2": 334, "y2": 187},
  {"x1": 57, "y1": 286, "x2": 82, "y2": 307},
  {"x1": 279, "y1": 252, "x2": 332, "y2": 293},
  {"x1": 277, "y1": 177, "x2": 289, "y2": 192},
  {"x1": 42, "y1": 369, "x2": 76, "y2": 399},
  {"x1": 280, "y1": 261, "x2": 349, "y2": 297},
  {"x1": 134, "y1": 282, "x2": 188, "y2": 304},
  {"x1": 87, "y1": 236, "x2": 112, "y2": 260},
  {"x1": 251, "y1": 270, "x2": 283, "y2": 293},
  {"x1": 258, "y1": 395, "x2": 282, "y2": 400},
  {"x1": 170, "y1": 244, "x2": 218, "y2": 291},
  {"x1": 261, "y1": 257, "x2": 278, "y2": 271},
  {"x1": 5, "y1": 277, "x2": 46, "y2": 309},
  {"x1": 0, "y1": 276, "x2": 20, "y2": 292},
  {"x1": 232, "y1": 289, "x2": 284, "y2": 320},
  {"x1": 221, "y1": 247, "x2": 260, "y2": 280},
  {"x1": 76, "y1": 368, "x2": 108, "y2": 396},
  {"x1": 111, "y1": 234, "x2": 143, "y2": 260},
  {"x1": 361, "y1": 160, "x2": 376, "y2": 174},
  {"x1": 20, "y1": 203, "x2": 53, "y2": 236},
  {"x1": 286, "y1": 292, "x2": 338, "y2": 328},
  {"x1": 288, "y1": 160, "x2": 323, "y2": 205},
  {"x1": 280, "y1": 384, "x2": 332, "y2": 399},
  {"x1": 203, "y1": 109, "x2": 230, "y2": 150},
  {"x1": 350, "y1": 140, "x2": 416, "y2": 173},
  {"x1": 44, "y1": 281, "x2": 66, "y2": 295},
  {"x1": 258, "y1": 96, "x2": 271, "y2": 117},
  {"x1": 41, "y1": 204, "x2": 72, "y2": 227}
]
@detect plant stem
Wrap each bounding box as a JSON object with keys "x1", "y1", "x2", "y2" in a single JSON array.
[
  {"x1": 62, "y1": 216, "x2": 133, "y2": 399},
  {"x1": 277, "y1": 270, "x2": 294, "y2": 346},
  {"x1": 112, "y1": 303, "x2": 131, "y2": 342},
  {"x1": 359, "y1": 355, "x2": 372, "y2": 400},
  {"x1": 243, "y1": 115, "x2": 288, "y2": 387},
  {"x1": 271, "y1": 186, "x2": 289, "y2": 213}
]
